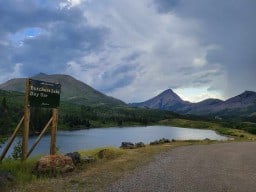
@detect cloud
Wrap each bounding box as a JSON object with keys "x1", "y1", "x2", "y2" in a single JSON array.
[
  {"x1": 0, "y1": 63, "x2": 23, "y2": 82},
  {"x1": 0, "y1": 0, "x2": 255, "y2": 103},
  {"x1": 0, "y1": 0, "x2": 107, "y2": 77},
  {"x1": 76, "y1": 0, "x2": 227, "y2": 102},
  {"x1": 163, "y1": 0, "x2": 256, "y2": 98}
]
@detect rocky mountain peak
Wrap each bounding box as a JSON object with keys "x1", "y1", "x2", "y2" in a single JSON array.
[{"x1": 157, "y1": 89, "x2": 183, "y2": 101}]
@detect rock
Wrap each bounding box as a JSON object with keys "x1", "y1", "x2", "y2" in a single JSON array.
[
  {"x1": 33, "y1": 155, "x2": 75, "y2": 176},
  {"x1": 135, "y1": 142, "x2": 145, "y2": 148},
  {"x1": 81, "y1": 156, "x2": 96, "y2": 164},
  {"x1": 150, "y1": 138, "x2": 170, "y2": 145},
  {"x1": 120, "y1": 142, "x2": 135, "y2": 149},
  {"x1": 65, "y1": 152, "x2": 81, "y2": 165}
]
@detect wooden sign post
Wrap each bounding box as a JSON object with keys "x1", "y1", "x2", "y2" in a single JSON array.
[
  {"x1": 21, "y1": 79, "x2": 30, "y2": 161},
  {"x1": 25, "y1": 79, "x2": 61, "y2": 159},
  {"x1": 50, "y1": 108, "x2": 58, "y2": 155},
  {"x1": 0, "y1": 78, "x2": 61, "y2": 161}
]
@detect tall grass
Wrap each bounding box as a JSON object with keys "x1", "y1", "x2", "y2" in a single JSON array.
[
  {"x1": 0, "y1": 156, "x2": 40, "y2": 184},
  {"x1": 79, "y1": 146, "x2": 125, "y2": 160}
]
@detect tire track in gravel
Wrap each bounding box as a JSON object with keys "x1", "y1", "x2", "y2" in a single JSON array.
[{"x1": 106, "y1": 142, "x2": 256, "y2": 192}]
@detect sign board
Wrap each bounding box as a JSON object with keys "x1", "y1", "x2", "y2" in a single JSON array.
[{"x1": 28, "y1": 79, "x2": 61, "y2": 108}]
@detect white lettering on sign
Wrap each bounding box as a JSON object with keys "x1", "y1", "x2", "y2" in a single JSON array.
[
  {"x1": 30, "y1": 85, "x2": 60, "y2": 95},
  {"x1": 28, "y1": 79, "x2": 61, "y2": 108},
  {"x1": 40, "y1": 93, "x2": 48, "y2": 98},
  {"x1": 30, "y1": 91, "x2": 39, "y2": 97}
]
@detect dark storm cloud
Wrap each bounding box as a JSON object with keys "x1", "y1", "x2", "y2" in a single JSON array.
[
  {"x1": 122, "y1": 51, "x2": 142, "y2": 63},
  {"x1": 1, "y1": 0, "x2": 255, "y2": 102},
  {"x1": 0, "y1": 0, "x2": 107, "y2": 76},
  {"x1": 13, "y1": 22, "x2": 107, "y2": 75},
  {"x1": 153, "y1": 0, "x2": 180, "y2": 13},
  {"x1": 99, "y1": 64, "x2": 137, "y2": 92},
  {"x1": 154, "y1": 0, "x2": 256, "y2": 97},
  {"x1": 0, "y1": 0, "x2": 65, "y2": 33}
]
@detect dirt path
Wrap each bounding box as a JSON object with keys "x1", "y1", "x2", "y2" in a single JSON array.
[{"x1": 106, "y1": 142, "x2": 256, "y2": 192}]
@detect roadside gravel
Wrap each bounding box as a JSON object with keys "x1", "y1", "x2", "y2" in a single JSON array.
[{"x1": 106, "y1": 142, "x2": 256, "y2": 192}]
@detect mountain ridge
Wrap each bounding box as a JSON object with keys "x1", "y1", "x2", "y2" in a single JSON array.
[
  {"x1": 0, "y1": 73, "x2": 126, "y2": 107},
  {"x1": 130, "y1": 89, "x2": 256, "y2": 117},
  {"x1": 1, "y1": 74, "x2": 255, "y2": 117}
]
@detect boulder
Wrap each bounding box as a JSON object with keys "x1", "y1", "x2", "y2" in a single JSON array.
[
  {"x1": 33, "y1": 155, "x2": 75, "y2": 176},
  {"x1": 150, "y1": 138, "x2": 170, "y2": 145},
  {"x1": 120, "y1": 142, "x2": 134, "y2": 149},
  {"x1": 65, "y1": 152, "x2": 81, "y2": 165}
]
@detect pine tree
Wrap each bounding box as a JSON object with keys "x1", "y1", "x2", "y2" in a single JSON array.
[{"x1": 1, "y1": 97, "x2": 8, "y2": 113}]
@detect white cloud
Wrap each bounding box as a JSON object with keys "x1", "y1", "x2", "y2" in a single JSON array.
[
  {"x1": 4, "y1": 0, "x2": 249, "y2": 103},
  {"x1": 59, "y1": 0, "x2": 81, "y2": 9},
  {"x1": 70, "y1": 0, "x2": 81, "y2": 6},
  {"x1": 193, "y1": 57, "x2": 206, "y2": 67},
  {"x1": 174, "y1": 87, "x2": 224, "y2": 103},
  {"x1": 75, "y1": 0, "x2": 223, "y2": 102},
  {"x1": 0, "y1": 63, "x2": 23, "y2": 83}
]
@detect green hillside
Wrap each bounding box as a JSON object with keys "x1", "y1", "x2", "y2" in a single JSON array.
[
  {"x1": 0, "y1": 73, "x2": 126, "y2": 107},
  {"x1": 0, "y1": 89, "x2": 178, "y2": 136}
]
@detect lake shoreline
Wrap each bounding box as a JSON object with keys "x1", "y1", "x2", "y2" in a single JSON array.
[{"x1": 1, "y1": 125, "x2": 228, "y2": 158}]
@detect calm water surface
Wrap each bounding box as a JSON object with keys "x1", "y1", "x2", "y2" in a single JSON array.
[{"x1": 1, "y1": 126, "x2": 227, "y2": 157}]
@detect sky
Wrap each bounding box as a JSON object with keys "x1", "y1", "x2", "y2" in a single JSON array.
[{"x1": 0, "y1": 0, "x2": 255, "y2": 103}]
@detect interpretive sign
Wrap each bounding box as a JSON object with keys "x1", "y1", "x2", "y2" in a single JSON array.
[
  {"x1": 28, "y1": 79, "x2": 61, "y2": 108},
  {"x1": 0, "y1": 78, "x2": 61, "y2": 162}
]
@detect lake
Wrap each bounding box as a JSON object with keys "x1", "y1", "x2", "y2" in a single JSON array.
[{"x1": 1, "y1": 125, "x2": 227, "y2": 157}]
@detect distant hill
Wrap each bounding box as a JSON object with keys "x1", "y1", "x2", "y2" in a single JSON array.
[
  {"x1": 0, "y1": 73, "x2": 126, "y2": 107},
  {"x1": 130, "y1": 89, "x2": 256, "y2": 117}
]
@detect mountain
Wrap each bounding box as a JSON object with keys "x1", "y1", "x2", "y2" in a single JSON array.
[
  {"x1": 130, "y1": 89, "x2": 256, "y2": 117},
  {"x1": 130, "y1": 89, "x2": 191, "y2": 111},
  {"x1": 0, "y1": 73, "x2": 126, "y2": 106},
  {"x1": 207, "y1": 91, "x2": 256, "y2": 117}
]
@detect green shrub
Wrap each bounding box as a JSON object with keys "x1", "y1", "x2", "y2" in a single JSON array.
[{"x1": 11, "y1": 139, "x2": 22, "y2": 160}]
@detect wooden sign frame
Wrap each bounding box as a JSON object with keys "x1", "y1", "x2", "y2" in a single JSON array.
[{"x1": 0, "y1": 78, "x2": 61, "y2": 161}]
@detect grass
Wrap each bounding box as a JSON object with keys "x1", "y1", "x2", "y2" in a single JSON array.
[
  {"x1": 2, "y1": 141, "x2": 203, "y2": 192},
  {"x1": 2, "y1": 118, "x2": 256, "y2": 191},
  {"x1": 159, "y1": 118, "x2": 256, "y2": 141},
  {"x1": 0, "y1": 156, "x2": 39, "y2": 191}
]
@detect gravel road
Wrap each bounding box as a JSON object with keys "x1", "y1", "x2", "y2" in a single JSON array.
[{"x1": 106, "y1": 142, "x2": 256, "y2": 192}]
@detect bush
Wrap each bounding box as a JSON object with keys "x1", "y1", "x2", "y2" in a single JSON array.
[
  {"x1": 11, "y1": 139, "x2": 22, "y2": 160},
  {"x1": 96, "y1": 148, "x2": 124, "y2": 160}
]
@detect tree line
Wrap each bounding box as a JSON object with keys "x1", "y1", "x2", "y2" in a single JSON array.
[
  {"x1": 0, "y1": 96, "x2": 177, "y2": 135},
  {"x1": 1, "y1": 95, "x2": 255, "y2": 140}
]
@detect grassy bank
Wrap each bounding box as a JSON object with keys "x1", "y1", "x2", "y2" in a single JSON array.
[
  {"x1": 159, "y1": 118, "x2": 256, "y2": 140},
  {"x1": 1, "y1": 141, "x2": 214, "y2": 192}
]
